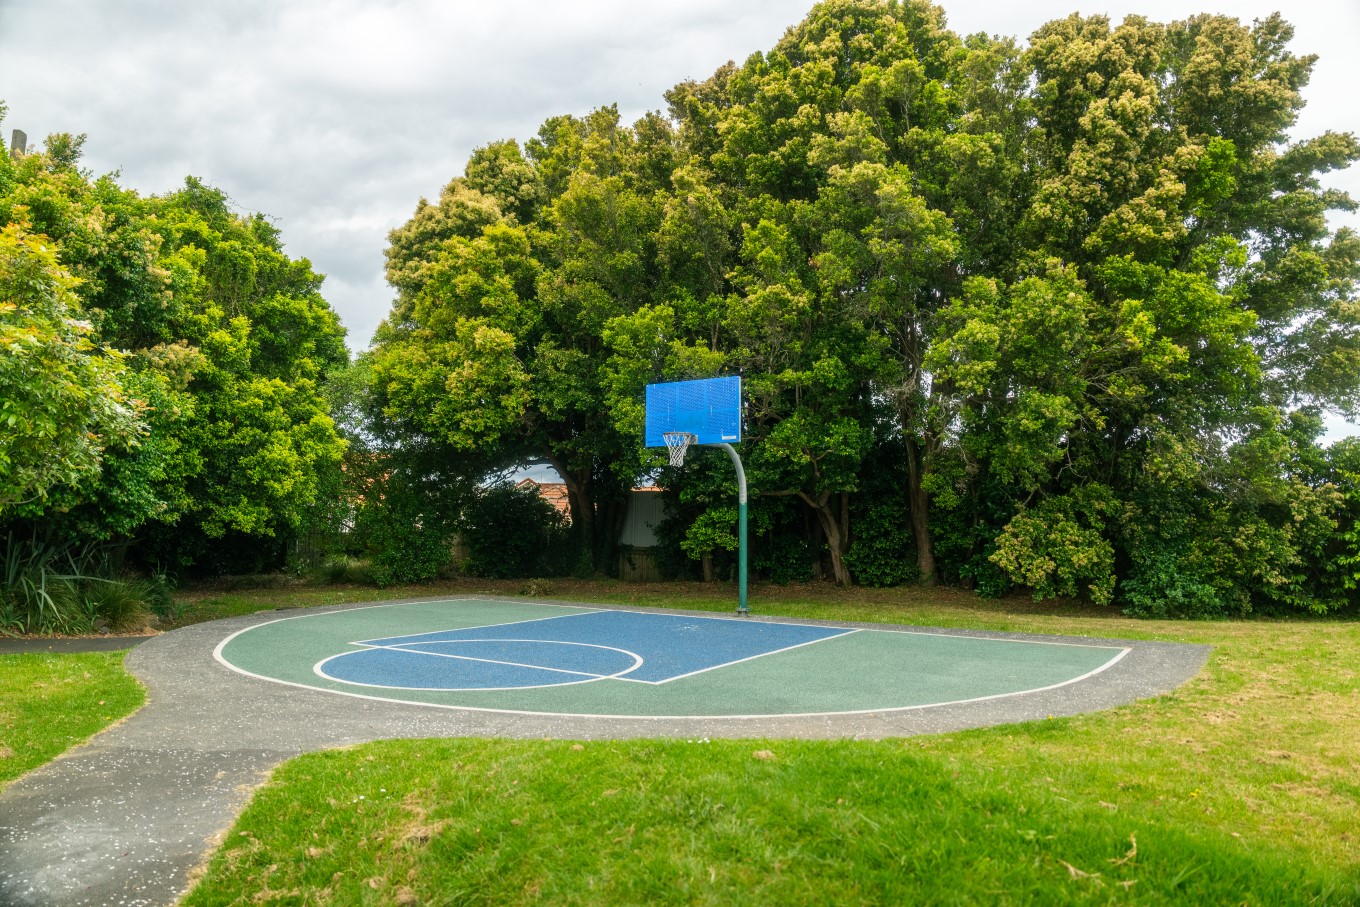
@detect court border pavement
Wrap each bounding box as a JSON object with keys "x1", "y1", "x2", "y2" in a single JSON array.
[{"x1": 0, "y1": 595, "x2": 1211, "y2": 907}]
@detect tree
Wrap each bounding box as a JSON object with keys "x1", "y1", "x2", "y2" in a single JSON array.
[
  {"x1": 611, "y1": 0, "x2": 970, "y2": 584},
  {"x1": 0, "y1": 221, "x2": 143, "y2": 514},
  {"x1": 928, "y1": 12, "x2": 1360, "y2": 612},
  {"x1": 368, "y1": 2, "x2": 1359, "y2": 610},
  {"x1": 371, "y1": 107, "x2": 676, "y2": 574},
  {"x1": 0, "y1": 123, "x2": 350, "y2": 576}
]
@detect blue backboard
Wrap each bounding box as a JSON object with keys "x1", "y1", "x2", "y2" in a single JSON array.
[{"x1": 645, "y1": 376, "x2": 742, "y2": 447}]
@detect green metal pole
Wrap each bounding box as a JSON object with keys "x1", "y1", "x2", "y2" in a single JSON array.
[
  {"x1": 719, "y1": 443, "x2": 748, "y2": 615},
  {"x1": 738, "y1": 497, "x2": 748, "y2": 615}
]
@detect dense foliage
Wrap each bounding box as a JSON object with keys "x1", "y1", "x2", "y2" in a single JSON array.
[
  {"x1": 5, "y1": 2, "x2": 1357, "y2": 619},
  {"x1": 0, "y1": 115, "x2": 348, "y2": 630},
  {"x1": 458, "y1": 482, "x2": 576, "y2": 579},
  {"x1": 368, "y1": 0, "x2": 1360, "y2": 615}
]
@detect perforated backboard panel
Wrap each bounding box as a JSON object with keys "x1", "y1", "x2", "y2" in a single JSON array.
[{"x1": 645, "y1": 376, "x2": 741, "y2": 447}]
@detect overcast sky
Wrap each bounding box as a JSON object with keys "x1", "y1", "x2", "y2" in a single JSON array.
[{"x1": 2, "y1": 0, "x2": 1357, "y2": 432}]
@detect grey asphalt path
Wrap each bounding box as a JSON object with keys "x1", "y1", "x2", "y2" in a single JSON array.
[{"x1": 0, "y1": 596, "x2": 1211, "y2": 907}]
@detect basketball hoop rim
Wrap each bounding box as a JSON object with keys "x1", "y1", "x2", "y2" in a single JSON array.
[{"x1": 662, "y1": 430, "x2": 698, "y2": 467}]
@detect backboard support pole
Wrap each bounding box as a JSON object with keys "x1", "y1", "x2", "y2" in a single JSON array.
[{"x1": 718, "y1": 443, "x2": 748, "y2": 615}]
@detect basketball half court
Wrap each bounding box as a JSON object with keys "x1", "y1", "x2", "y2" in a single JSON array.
[{"x1": 216, "y1": 598, "x2": 1136, "y2": 718}]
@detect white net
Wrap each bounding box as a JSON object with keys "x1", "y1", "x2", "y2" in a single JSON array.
[{"x1": 663, "y1": 431, "x2": 698, "y2": 467}]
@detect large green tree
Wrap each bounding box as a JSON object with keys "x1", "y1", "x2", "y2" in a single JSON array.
[
  {"x1": 369, "y1": 1, "x2": 1359, "y2": 610},
  {"x1": 371, "y1": 107, "x2": 678, "y2": 572},
  {"x1": 0, "y1": 120, "x2": 349, "y2": 574},
  {"x1": 599, "y1": 0, "x2": 974, "y2": 584},
  {"x1": 927, "y1": 12, "x2": 1360, "y2": 612}
]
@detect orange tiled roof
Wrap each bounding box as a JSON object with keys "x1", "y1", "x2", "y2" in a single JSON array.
[{"x1": 515, "y1": 478, "x2": 572, "y2": 521}]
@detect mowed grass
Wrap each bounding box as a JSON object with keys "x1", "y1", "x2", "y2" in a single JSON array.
[
  {"x1": 0, "y1": 651, "x2": 145, "y2": 787},
  {"x1": 182, "y1": 738, "x2": 1352, "y2": 907},
  {"x1": 176, "y1": 579, "x2": 1360, "y2": 905}
]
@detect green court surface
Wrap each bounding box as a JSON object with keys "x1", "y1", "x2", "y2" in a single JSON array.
[{"x1": 216, "y1": 599, "x2": 1129, "y2": 718}]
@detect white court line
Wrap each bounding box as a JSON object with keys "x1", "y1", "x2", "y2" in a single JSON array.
[
  {"x1": 307, "y1": 666, "x2": 610, "y2": 694},
  {"x1": 313, "y1": 639, "x2": 644, "y2": 693},
  {"x1": 471, "y1": 595, "x2": 1129, "y2": 651},
  {"x1": 212, "y1": 597, "x2": 1138, "y2": 717},
  {"x1": 212, "y1": 596, "x2": 602, "y2": 664},
  {"x1": 467, "y1": 595, "x2": 1126, "y2": 652},
  {"x1": 219, "y1": 594, "x2": 1125, "y2": 653},
  {"x1": 348, "y1": 644, "x2": 622, "y2": 679},
  {"x1": 212, "y1": 599, "x2": 601, "y2": 691},
  {"x1": 471, "y1": 596, "x2": 873, "y2": 633},
  {"x1": 345, "y1": 638, "x2": 643, "y2": 679},
  {"x1": 342, "y1": 605, "x2": 861, "y2": 686}
]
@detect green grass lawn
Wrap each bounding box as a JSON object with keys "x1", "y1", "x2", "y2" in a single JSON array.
[
  {"x1": 180, "y1": 738, "x2": 1354, "y2": 907},
  {"x1": 171, "y1": 578, "x2": 1360, "y2": 905},
  {"x1": 0, "y1": 651, "x2": 145, "y2": 787}
]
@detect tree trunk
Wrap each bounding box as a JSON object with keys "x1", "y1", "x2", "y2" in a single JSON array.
[
  {"x1": 897, "y1": 317, "x2": 938, "y2": 586},
  {"x1": 701, "y1": 553, "x2": 714, "y2": 582},
  {"x1": 545, "y1": 453, "x2": 595, "y2": 576},
  {"x1": 799, "y1": 491, "x2": 851, "y2": 586},
  {"x1": 903, "y1": 434, "x2": 937, "y2": 585}
]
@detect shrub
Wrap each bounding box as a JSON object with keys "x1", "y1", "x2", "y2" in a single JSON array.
[
  {"x1": 679, "y1": 506, "x2": 738, "y2": 567},
  {"x1": 1120, "y1": 556, "x2": 1229, "y2": 619},
  {"x1": 0, "y1": 576, "x2": 85, "y2": 636},
  {"x1": 845, "y1": 500, "x2": 918, "y2": 587},
  {"x1": 84, "y1": 579, "x2": 150, "y2": 632},
  {"x1": 755, "y1": 532, "x2": 814, "y2": 584},
  {"x1": 1, "y1": 530, "x2": 93, "y2": 634},
  {"x1": 651, "y1": 507, "x2": 702, "y2": 580},
  {"x1": 314, "y1": 556, "x2": 372, "y2": 585},
  {"x1": 0, "y1": 532, "x2": 163, "y2": 634},
  {"x1": 459, "y1": 483, "x2": 573, "y2": 579},
  {"x1": 990, "y1": 487, "x2": 1116, "y2": 605},
  {"x1": 140, "y1": 572, "x2": 183, "y2": 624},
  {"x1": 356, "y1": 471, "x2": 459, "y2": 587},
  {"x1": 366, "y1": 526, "x2": 452, "y2": 587}
]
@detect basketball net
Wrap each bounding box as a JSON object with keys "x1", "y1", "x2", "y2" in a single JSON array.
[{"x1": 663, "y1": 431, "x2": 698, "y2": 467}]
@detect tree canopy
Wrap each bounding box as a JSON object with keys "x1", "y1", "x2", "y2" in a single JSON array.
[
  {"x1": 7, "y1": 0, "x2": 1354, "y2": 617},
  {"x1": 368, "y1": 0, "x2": 1360, "y2": 615},
  {"x1": 0, "y1": 118, "x2": 348, "y2": 576},
  {"x1": 0, "y1": 221, "x2": 143, "y2": 514}
]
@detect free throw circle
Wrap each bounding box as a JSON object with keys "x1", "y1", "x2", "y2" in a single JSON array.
[{"x1": 315, "y1": 638, "x2": 644, "y2": 691}]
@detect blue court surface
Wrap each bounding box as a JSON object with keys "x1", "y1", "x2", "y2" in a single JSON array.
[
  {"x1": 317, "y1": 610, "x2": 852, "y2": 690},
  {"x1": 215, "y1": 599, "x2": 1137, "y2": 718}
]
